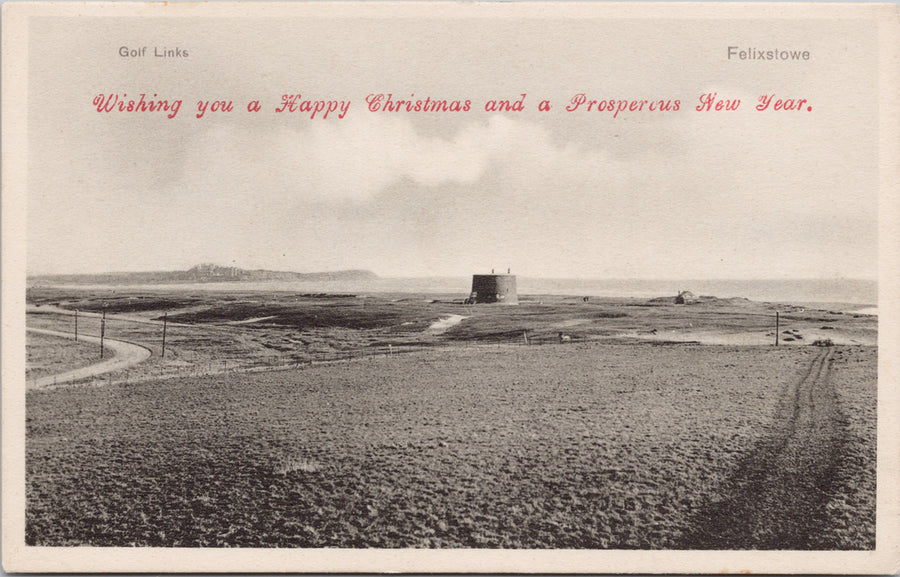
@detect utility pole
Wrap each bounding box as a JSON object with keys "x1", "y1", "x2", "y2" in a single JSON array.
[
  {"x1": 161, "y1": 312, "x2": 167, "y2": 358},
  {"x1": 775, "y1": 311, "x2": 780, "y2": 346},
  {"x1": 100, "y1": 309, "x2": 106, "y2": 359}
]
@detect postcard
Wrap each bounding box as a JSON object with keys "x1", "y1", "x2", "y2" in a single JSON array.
[{"x1": 3, "y1": 1, "x2": 899, "y2": 573}]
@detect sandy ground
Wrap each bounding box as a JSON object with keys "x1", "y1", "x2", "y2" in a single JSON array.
[
  {"x1": 628, "y1": 327, "x2": 875, "y2": 346},
  {"x1": 427, "y1": 315, "x2": 467, "y2": 333},
  {"x1": 226, "y1": 316, "x2": 278, "y2": 325}
]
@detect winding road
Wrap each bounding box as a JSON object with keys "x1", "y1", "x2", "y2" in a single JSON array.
[
  {"x1": 681, "y1": 348, "x2": 844, "y2": 549},
  {"x1": 27, "y1": 328, "x2": 153, "y2": 388}
]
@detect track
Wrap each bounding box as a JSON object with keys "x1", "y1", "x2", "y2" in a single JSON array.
[
  {"x1": 27, "y1": 328, "x2": 153, "y2": 388},
  {"x1": 680, "y1": 348, "x2": 844, "y2": 549}
]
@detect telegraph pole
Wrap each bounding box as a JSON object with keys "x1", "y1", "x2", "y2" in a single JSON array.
[
  {"x1": 161, "y1": 312, "x2": 167, "y2": 358},
  {"x1": 100, "y1": 309, "x2": 106, "y2": 359}
]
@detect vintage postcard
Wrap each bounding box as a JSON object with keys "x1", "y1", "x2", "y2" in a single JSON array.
[{"x1": 3, "y1": 1, "x2": 899, "y2": 573}]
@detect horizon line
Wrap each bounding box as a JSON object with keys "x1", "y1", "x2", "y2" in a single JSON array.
[{"x1": 26, "y1": 271, "x2": 878, "y2": 283}]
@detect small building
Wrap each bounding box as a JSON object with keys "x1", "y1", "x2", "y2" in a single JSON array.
[
  {"x1": 468, "y1": 274, "x2": 518, "y2": 305},
  {"x1": 675, "y1": 290, "x2": 695, "y2": 304}
]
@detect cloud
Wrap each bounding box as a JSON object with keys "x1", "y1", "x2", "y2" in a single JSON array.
[
  {"x1": 27, "y1": 104, "x2": 877, "y2": 280},
  {"x1": 176, "y1": 114, "x2": 617, "y2": 204}
]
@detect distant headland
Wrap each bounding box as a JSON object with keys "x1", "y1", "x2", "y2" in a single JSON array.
[{"x1": 27, "y1": 263, "x2": 379, "y2": 285}]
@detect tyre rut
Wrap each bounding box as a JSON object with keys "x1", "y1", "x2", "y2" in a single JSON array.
[{"x1": 678, "y1": 348, "x2": 845, "y2": 549}]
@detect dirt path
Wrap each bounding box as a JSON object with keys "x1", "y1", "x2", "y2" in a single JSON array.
[
  {"x1": 680, "y1": 348, "x2": 845, "y2": 549},
  {"x1": 27, "y1": 328, "x2": 153, "y2": 388}
]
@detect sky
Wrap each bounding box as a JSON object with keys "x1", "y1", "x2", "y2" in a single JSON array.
[{"x1": 25, "y1": 10, "x2": 879, "y2": 279}]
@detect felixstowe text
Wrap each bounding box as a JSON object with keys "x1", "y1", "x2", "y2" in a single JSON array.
[{"x1": 728, "y1": 46, "x2": 811, "y2": 60}]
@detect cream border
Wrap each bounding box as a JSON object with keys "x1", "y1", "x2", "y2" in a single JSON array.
[{"x1": 3, "y1": 2, "x2": 899, "y2": 573}]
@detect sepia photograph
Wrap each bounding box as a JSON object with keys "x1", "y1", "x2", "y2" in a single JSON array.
[{"x1": 3, "y1": 2, "x2": 899, "y2": 573}]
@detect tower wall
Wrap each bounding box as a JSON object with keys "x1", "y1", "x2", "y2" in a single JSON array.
[{"x1": 470, "y1": 274, "x2": 518, "y2": 305}]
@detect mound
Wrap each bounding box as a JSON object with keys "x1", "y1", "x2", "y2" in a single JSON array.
[{"x1": 646, "y1": 294, "x2": 756, "y2": 306}]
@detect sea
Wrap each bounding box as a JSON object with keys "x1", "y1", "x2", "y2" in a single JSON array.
[{"x1": 48, "y1": 277, "x2": 878, "y2": 308}]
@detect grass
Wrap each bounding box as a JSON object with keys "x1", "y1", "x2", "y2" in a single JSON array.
[
  {"x1": 23, "y1": 286, "x2": 877, "y2": 548},
  {"x1": 25, "y1": 342, "x2": 876, "y2": 548},
  {"x1": 26, "y1": 332, "x2": 102, "y2": 381},
  {"x1": 27, "y1": 287, "x2": 202, "y2": 313},
  {"x1": 165, "y1": 302, "x2": 410, "y2": 330}
]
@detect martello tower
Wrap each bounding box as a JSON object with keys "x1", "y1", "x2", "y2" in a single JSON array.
[{"x1": 469, "y1": 271, "x2": 518, "y2": 305}]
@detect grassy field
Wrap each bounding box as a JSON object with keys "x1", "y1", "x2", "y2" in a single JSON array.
[
  {"x1": 26, "y1": 342, "x2": 876, "y2": 548},
  {"x1": 25, "y1": 286, "x2": 876, "y2": 385},
  {"x1": 26, "y1": 332, "x2": 102, "y2": 381},
  {"x1": 816, "y1": 346, "x2": 877, "y2": 548},
  {"x1": 23, "y1": 286, "x2": 877, "y2": 548}
]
